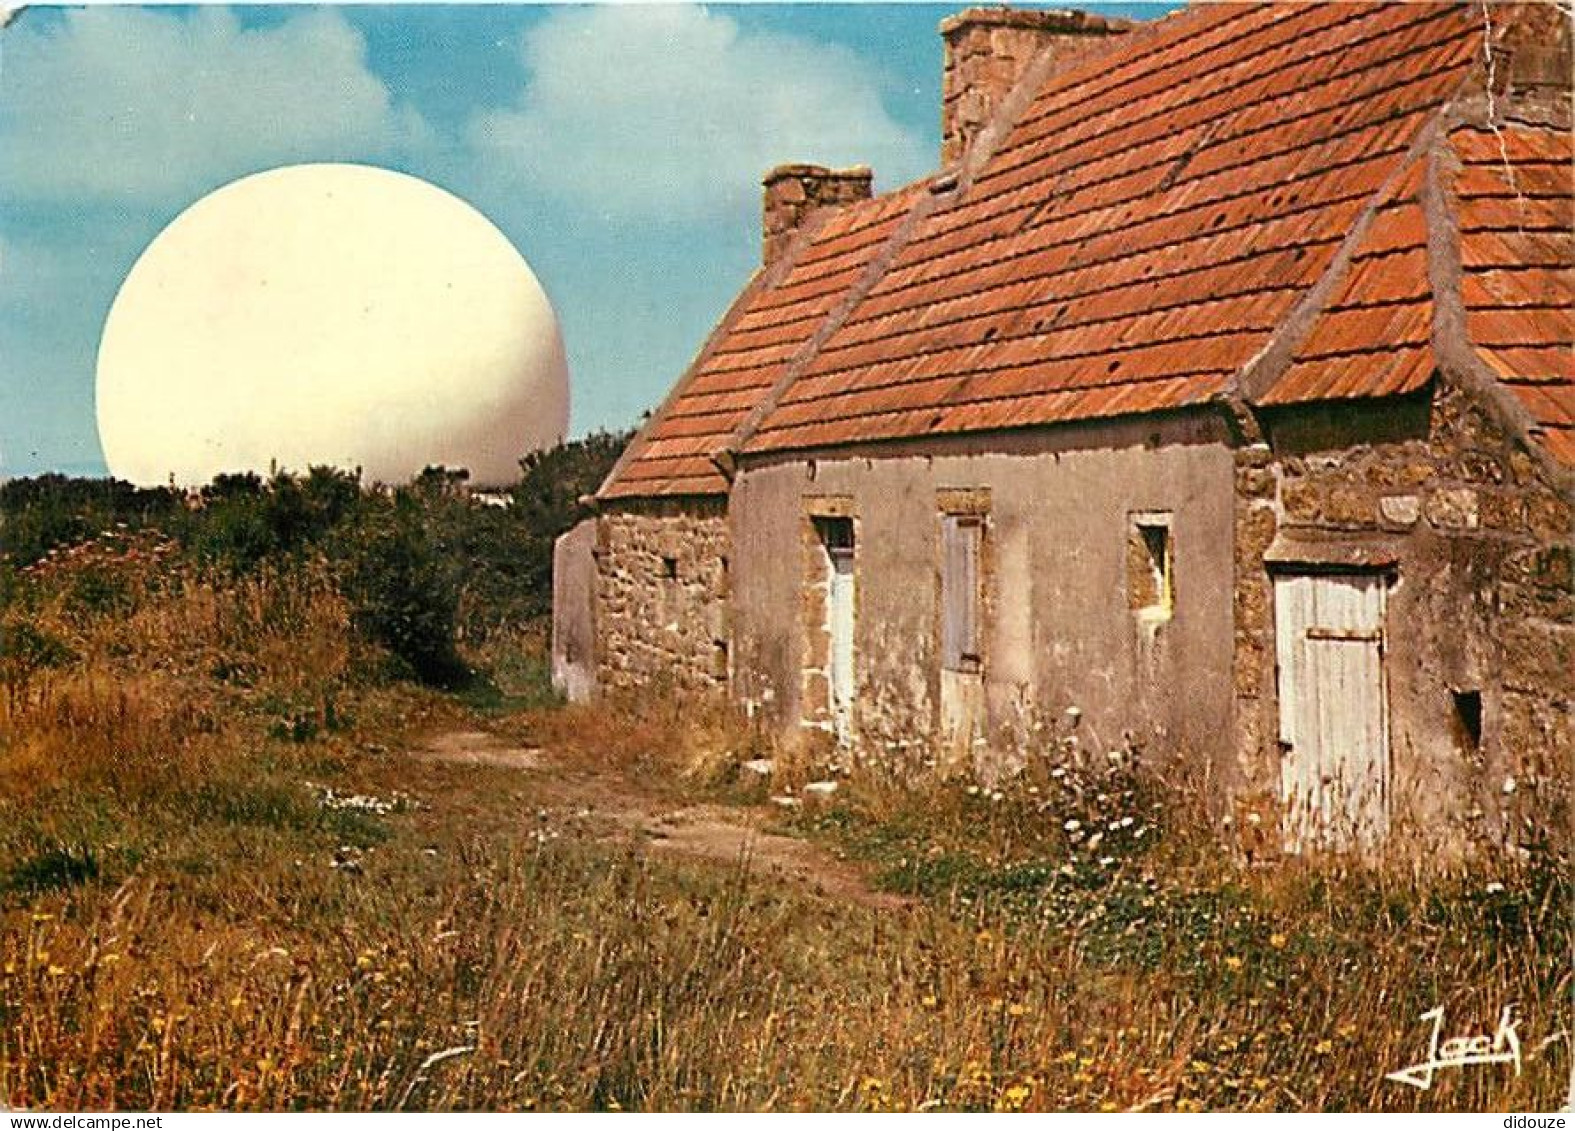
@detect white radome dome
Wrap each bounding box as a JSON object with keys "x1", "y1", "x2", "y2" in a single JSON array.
[{"x1": 96, "y1": 163, "x2": 569, "y2": 487}]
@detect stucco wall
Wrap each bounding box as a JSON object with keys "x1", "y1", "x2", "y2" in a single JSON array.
[
  {"x1": 729, "y1": 411, "x2": 1238, "y2": 779},
  {"x1": 1233, "y1": 379, "x2": 1573, "y2": 860},
  {"x1": 595, "y1": 499, "x2": 730, "y2": 696},
  {"x1": 550, "y1": 518, "x2": 599, "y2": 704}
]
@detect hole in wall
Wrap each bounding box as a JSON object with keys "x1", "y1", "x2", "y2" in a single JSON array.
[{"x1": 1452, "y1": 689, "x2": 1483, "y2": 751}]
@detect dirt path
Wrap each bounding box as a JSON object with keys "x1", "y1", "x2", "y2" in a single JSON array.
[{"x1": 411, "y1": 728, "x2": 911, "y2": 911}]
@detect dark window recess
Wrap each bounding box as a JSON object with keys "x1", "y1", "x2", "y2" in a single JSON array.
[
  {"x1": 661, "y1": 555, "x2": 679, "y2": 580},
  {"x1": 1128, "y1": 518, "x2": 1173, "y2": 614},
  {"x1": 814, "y1": 515, "x2": 854, "y2": 555},
  {"x1": 941, "y1": 514, "x2": 983, "y2": 673},
  {"x1": 1453, "y1": 689, "x2": 1483, "y2": 750},
  {"x1": 713, "y1": 639, "x2": 730, "y2": 678}
]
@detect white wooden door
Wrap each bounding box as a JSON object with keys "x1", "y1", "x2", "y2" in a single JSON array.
[
  {"x1": 1273, "y1": 572, "x2": 1389, "y2": 853},
  {"x1": 827, "y1": 546, "x2": 855, "y2": 744}
]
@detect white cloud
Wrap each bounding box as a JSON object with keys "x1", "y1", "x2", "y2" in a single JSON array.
[
  {"x1": 0, "y1": 7, "x2": 432, "y2": 204},
  {"x1": 466, "y1": 5, "x2": 928, "y2": 223}
]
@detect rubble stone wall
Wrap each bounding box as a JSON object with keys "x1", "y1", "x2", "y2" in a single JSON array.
[
  {"x1": 594, "y1": 499, "x2": 731, "y2": 697},
  {"x1": 1232, "y1": 378, "x2": 1572, "y2": 860}
]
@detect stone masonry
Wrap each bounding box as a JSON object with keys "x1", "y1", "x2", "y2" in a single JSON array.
[
  {"x1": 940, "y1": 7, "x2": 1129, "y2": 166},
  {"x1": 1232, "y1": 376, "x2": 1573, "y2": 860},
  {"x1": 595, "y1": 500, "x2": 731, "y2": 696},
  {"x1": 761, "y1": 165, "x2": 873, "y2": 266}
]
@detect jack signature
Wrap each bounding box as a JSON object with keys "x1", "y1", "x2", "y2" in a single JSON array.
[{"x1": 1385, "y1": 1004, "x2": 1522, "y2": 1090}]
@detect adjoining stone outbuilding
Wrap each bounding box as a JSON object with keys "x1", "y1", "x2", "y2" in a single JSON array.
[{"x1": 556, "y1": 2, "x2": 1573, "y2": 861}]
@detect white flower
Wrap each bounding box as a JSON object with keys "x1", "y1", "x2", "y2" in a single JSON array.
[
  {"x1": 1065, "y1": 706, "x2": 1082, "y2": 721},
  {"x1": 1098, "y1": 856, "x2": 1115, "y2": 868},
  {"x1": 1086, "y1": 832, "x2": 1104, "y2": 852},
  {"x1": 1502, "y1": 777, "x2": 1517, "y2": 795},
  {"x1": 1247, "y1": 812, "x2": 1262, "y2": 826},
  {"x1": 1119, "y1": 817, "x2": 1135, "y2": 828},
  {"x1": 1485, "y1": 882, "x2": 1505, "y2": 894},
  {"x1": 1064, "y1": 819, "x2": 1081, "y2": 832},
  {"x1": 966, "y1": 785, "x2": 980, "y2": 796}
]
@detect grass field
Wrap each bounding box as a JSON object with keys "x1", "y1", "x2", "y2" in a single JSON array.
[{"x1": 0, "y1": 537, "x2": 1568, "y2": 1111}]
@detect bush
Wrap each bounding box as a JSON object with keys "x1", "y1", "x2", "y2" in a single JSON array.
[{"x1": 331, "y1": 496, "x2": 466, "y2": 687}]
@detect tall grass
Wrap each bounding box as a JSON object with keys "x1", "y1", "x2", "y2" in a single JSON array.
[{"x1": 0, "y1": 539, "x2": 1568, "y2": 1111}]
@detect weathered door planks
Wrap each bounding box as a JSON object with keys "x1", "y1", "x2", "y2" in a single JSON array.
[{"x1": 1273, "y1": 571, "x2": 1390, "y2": 853}]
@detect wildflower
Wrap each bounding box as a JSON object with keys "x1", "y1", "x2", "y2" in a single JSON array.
[
  {"x1": 1008, "y1": 1002, "x2": 1028, "y2": 1018},
  {"x1": 1064, "y1": 819, "x2": 1081, "y2": 833},
  {"x1": 922, "y1": 994, "x2": 938, "y2": 1009},
  {"x1": 1502, "y1": 776, "x2": 1517, "y2": 795},
  {"x1": 1485, "y1": 881, "x2": 1505, "y2": 894},
  {"x1": 1004, "y1": 1083, "x2": 1031, "y2": 1105},
  {"x1": 1313, "y1": 1039, "x2": 1334, "y2": 1055},
  {"x1": 47, "y1": 965, "x2": 66, "y2": 977},
  {"x1": 1224, "y1": 956, "x2": 1244, "y2": 971},
  {"x1": 1269, "y1": 932, "x2": 1287, "y2": 949}
]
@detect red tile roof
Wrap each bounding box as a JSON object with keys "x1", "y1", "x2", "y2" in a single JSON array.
[
  {"x1": 1450, "y1": 122, "x2": 1574, "y2": 464},
  {"x1": 601, "y1": 2, "x2": 1574, "y2": 498},
  {"x1": 743, "y1": 2, "x2": 1482, "y2": 455},
  {"x1": 599, "y1": 186, "x2": 922, "y2": 499}
]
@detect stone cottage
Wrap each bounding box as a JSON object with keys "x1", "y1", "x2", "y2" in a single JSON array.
[{"x1": 554, "y1": 2, "x2": 1573, "y2": 859}]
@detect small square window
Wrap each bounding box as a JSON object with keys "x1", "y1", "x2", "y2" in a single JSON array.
[
  {"x1": 661, "y1": 555, "x2": 679, "y2": 580},
  {"x1": 1128, "y1": 513, "x2": 1173, "y2": 616}
]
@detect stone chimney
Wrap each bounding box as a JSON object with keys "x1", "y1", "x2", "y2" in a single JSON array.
[
  {"x1": 941, "y1": 7, "x2": 1130, "y2": 166},
  {"x1": 762, "y1": 164, "x2": 873, "y2": 265}
]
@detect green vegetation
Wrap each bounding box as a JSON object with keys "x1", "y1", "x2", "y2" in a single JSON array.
[{"x1": 0, "y1": 435, "x2": 1567, "y2": 1111}]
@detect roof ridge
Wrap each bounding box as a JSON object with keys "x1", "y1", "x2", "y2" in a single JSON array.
[
  {"x1": 1236, "y1": 87, "x2": 1462, "y2": 407},
  {"x1": 1421, "y1": 118, "x2": 1575, "y2": 496},
  {"x1": 718, "y1": 187, "x2": 939, "y2": 469},
  {"x1": 595, "y1": 211, "x2": 832, "y2": 500}
]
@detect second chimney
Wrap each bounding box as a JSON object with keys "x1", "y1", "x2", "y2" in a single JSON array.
[
  {"x1": 762, "y1": 164, "x2": 873, "y2": 265},
  {"x1": 941, "y1": 8, "x2": 1129, "y2": 166}
]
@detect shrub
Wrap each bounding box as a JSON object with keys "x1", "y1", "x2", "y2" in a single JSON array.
[{"x1": 331, "y1": 497, "x2": 466, "y2": 687}]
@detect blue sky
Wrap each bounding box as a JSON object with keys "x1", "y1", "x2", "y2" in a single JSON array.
[{"x1": 0, "y1": 3, "x2": 1172, "y2": 478}]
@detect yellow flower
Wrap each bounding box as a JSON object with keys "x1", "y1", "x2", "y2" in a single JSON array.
[
  {"x1": 47, "y1": 965, "x2": 67, "y2": 977},
  {"x1": 1008, "y1": 1002, "x2": 1028, "y2": 1018},
  {"x1": 1223, "y1": 955, "x2": 1244, "y2": 971},
  {"x1": 1003, "y1": 1084, "x2": 1031, "y2": 1106},
  {"x1": 1269, "y1": 932, "x2": 1288, "y2": 949},
  {"x1": 1313, "y1": 1039, "x2": 1334, "y2": 1055},
  {"x1": 921, "y1": 995, "x2": 938, "y2": 1009},
  {"x1": 861, "y1": 1077, "x2": 884, "y2": 1093}
]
